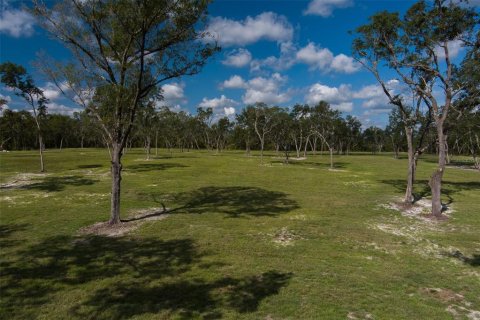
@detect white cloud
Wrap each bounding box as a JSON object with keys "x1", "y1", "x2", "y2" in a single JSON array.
[
  {"x1": 243, "y1": 73, "x2": 292, "y2": 105},
  {"x1": 305, "y1": 83, "x2": 351, "y2": 106},
  {"x1": 296, "y1": 42, "x2": 360, "y2": 73},
  {"x1": 250, "y1": 42, "x2": 297, "y2": 73},
  {"x1": 434, "y1": 39, "x2": 464, "y2": 59},
  {"x1": 198, "y1": 95, "x2": 239, "y2": 110},
  {"x1": 224, "y1": 106, "x2": 236, "y2": 116},
  {"x1": 0, "y1": 8, "x2": 35, "y2": 38},
  {"x1": 160, "y1": 82, "x2": 186, "y2": 107},
  {"x1": 206, "y1": 12, "x2": 293, "y2": 47},
  {"x1": 331, "y1": 102, "x2": 353, "y2": 112},
  {"x1": 331, "y1": 54, "x2": 361, "y2": 73},
  {"x1": 221, "y1": 75, "x2": 247, "y2": 89},
  {"x1": 304, "y1": 0, "x2": 353, "y2": 17},
  {"x1": 47, "y1": 102, "x2": 82, "y2": 116},
  {"x1": 222, "y1": 49, "x2": 252, "y2": 68}
]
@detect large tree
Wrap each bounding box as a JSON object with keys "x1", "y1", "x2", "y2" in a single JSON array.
[
  {"x1": 0, "y1": 63, "x2": 48, "y2": 172},
  {"x1": 352, "y1": 0, "x2": 478, "y2": 215},
  {"x1": 34, "y1": 0, "x2": 218, "y2": 224}
]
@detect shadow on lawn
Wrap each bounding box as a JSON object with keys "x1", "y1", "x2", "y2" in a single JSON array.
[
  {"x1": 445, "y1": 251, "x2": 480, "y2": 267},
  {"x1": 77, "y1": 164, "x2": 104, "y2": 169},
  {"x1": 21, "y1": 175, "x2": 99, "y2": 192},
  {"x1": 0, "y1": 233, "x2": 292, "y2": 319},
  {"x1": 131, "y1": 186, "x2": 300, "y2": 221},
  {"x1": 125, "y1": 163, "x2": 188, "y2": 172},
  {"x1": 379, "y1": 179, "x2": 480, "y2": 206},
  {"x1": 271, "y1": 160, "x2": 348, "y2": 169},
  {"x1": 0, "y1": 223, "x2": 29, "y2": 249}
]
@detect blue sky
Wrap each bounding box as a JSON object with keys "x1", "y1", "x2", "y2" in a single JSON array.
[{"x1": 0, "y1": 0, "x2": 478, "y2": 127}]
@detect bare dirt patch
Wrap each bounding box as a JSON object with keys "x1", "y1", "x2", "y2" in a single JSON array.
[
  {"x1": 419, "y1": 288, "x2": 480, "y2": 320},
  {"x1": 271, "y1": 227, "x2": 302, "y2": 246},
  {"x1": 347, "y1": 311, "x2": 374, "y2": 319},
  {"x1": 379, "y1": 197, "x2": 454, "y2": 221}
]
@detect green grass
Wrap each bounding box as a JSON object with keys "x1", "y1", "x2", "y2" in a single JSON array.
[{"x1": 1, "y1": 148, "x2": 479, "y2": 319}]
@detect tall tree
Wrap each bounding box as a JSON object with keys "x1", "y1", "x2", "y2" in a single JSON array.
[
  {"x1": 34, "y1": 0, "x2": 218, "y2": 224},
  {"x1": 352, "y1": 1, "x2": 477, "y2": 214},
  {"x1": 0, "y1": 62, "x2": 48, "y2": 172}
]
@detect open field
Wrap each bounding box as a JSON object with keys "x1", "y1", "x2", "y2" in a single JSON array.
[{"x1": 0, "y1": 149, "x2": 479, "y2": 319}]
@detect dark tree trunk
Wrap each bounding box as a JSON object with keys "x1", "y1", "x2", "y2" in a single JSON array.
[{"x1": 109, "y1": 144, "x2": 123, "y2": 225}]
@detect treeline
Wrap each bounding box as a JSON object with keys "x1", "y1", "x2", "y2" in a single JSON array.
[{"x1": 2, "y1": 101, "x2": 478, "y2": 165}]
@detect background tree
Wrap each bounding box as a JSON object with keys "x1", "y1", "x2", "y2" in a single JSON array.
[
  {"x1": 34, "y1": 0, "x2": 219, "y2": 224},
  {"x1": 0, "y1": 62, "x2": 48, "y2": 172}
]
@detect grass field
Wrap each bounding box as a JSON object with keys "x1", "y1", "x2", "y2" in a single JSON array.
[{"x1": 0, "y1": 148, "x2": 479, "y2": 319}]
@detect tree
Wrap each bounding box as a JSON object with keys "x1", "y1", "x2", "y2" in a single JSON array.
[
  {"x1": 34, "y1": 0, "x2": 219, "y2": 224},
  {"x1": 352, "y1": 1, "x2": 477, "y2": 214},
  {"x1": 252, "y1": 103, "x2": 279, "y2": 164},
  {"x1": 0, "y1": 62, "x2": 48, "y2": 172}
]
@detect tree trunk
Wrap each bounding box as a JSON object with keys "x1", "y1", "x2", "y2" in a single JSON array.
[
  {"x1": 329, "y1": 147, "x2": 334, "y2": 169},
  {"x1": 429, "y1": 125, "x2": 446, "y2": 218},
  {"x1": 109, "y1": 144, "x2": 123, "y2": 225},
  {"x1": 155, "y1": 131, "x2": 158, "y2": 156},
  {"x1": 404, "y1": 128, "x2": 415, "y2": 204},
  {"x1": 59, "y1": 137, "x2": 63, "y2": 151},
  {"x1": 38, "y1": 134, "x2": 45, "y2": 172},
  {"x1": 260, "y1": 140, "x2": 264, "y2": 164}
]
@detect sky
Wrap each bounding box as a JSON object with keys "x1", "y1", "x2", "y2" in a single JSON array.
[{"x1": 0, "y1": 0, "x2": 478, "y2": 128}]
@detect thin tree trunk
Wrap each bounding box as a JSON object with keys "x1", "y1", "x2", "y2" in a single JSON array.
[
  {"x1": 329, "y1": 147, "x2": 333, "y2": 169},
  {"x1": 38, "y1": 134, "x2": 45, "y2": 172},
  {"x1": 155, "y1": 131, "x2": 158, "y2": 156},
  {"x1": 109, "y1": 144, "x2": 122, "y2": 225},
  {"x1": 429, "y1": 125, "x2": 446, "y2": 218},
  {"x1": 404, "y1": 128, "x2": 415, "y2": 203}
]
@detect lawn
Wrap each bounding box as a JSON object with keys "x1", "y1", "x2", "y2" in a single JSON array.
[{"x1": 0, "y1": 149, "x2": 479, "y2": 319}]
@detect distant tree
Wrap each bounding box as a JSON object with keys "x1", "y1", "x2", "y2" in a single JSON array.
[
  {"x1": 310, "y1": 101, "x2": 341, "y2": 169},
  {"x1": 252, "y1": 102, "x2": 279, "y2": 164},
  {"x1": 236, "y1": 106, "x2": 256, "y2": 156},
  {"x1": 34, "y1": 0, "x2": 218, "y2": 224},
  {"x1": 0, "y1": 62, "x2": 48, "y2": 172},
  {"x1": 385, "y1": 109, "x2": 406, "y2": 159},
  {"x1": 345, "y1": 115, "x2": 362, "y2": 155}
]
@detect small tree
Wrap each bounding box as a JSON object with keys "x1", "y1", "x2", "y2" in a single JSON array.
[
  {"x1": 0, "y1": 62, "x2": 48, "y2": 172},
  {"x1": 34, "y1": 0, "x2": 218, "y2": 224}
]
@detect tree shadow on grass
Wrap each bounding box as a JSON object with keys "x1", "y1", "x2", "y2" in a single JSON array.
[
  {"x1": 275, "y1": 160, "x2": 348, "y2": 169},
  {"x1": 21, "y1": 175, "x2": 99, "y2": 192},
  {"x1": 125, "y1": 163, "x2": 188, "y2": 173},
  {"x1": 444, "y1": 251, "x2": 480, "y2": 267},
  {"x1": 77, "y1": 164, "x2": 103, "y2": 169},
  {"x1": 0, "y1": 234, "x2": 292, "y2": 319},
  {"x1": 0, "y1": 223, "x2": 29, "y2": 249},
  {"x1": 131, "y1": 186, "x2": 300, "y2": 220},
  {"x1": 379, "y1": 179, "x2": 480, "y2": 207}
]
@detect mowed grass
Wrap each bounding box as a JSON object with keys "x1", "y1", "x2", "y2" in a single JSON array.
[{"x1": 0, "y1": 148, "x2": 479, "y2": 319}]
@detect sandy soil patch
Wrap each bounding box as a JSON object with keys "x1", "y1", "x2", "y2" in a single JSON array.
[
  {"x1": 378, "y1": 197, "x2": 454, "y2": 220},
  {"x1": 347, "y1": 311, "x2": 373, "y2": 319},
  {"x1": 271, "y1": 227, "x2": 302, "y2": 246}
]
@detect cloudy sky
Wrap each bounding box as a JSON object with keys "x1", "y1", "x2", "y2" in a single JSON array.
[{"x1": 1, "y1": 0, "x2": 477, "y2": 127}]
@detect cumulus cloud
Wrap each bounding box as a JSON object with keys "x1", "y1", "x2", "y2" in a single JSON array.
[
  {"x1": 47, "y1": 102, "x2": 82, "y2": 116},
  {"x1": 304, "y1": 0, "x2": 353, "y2": 17},
  {"x1": 198, "y1": 95, "x2": 239, "y2": 118},
  {"x1": 304, "y1": 80, "x2": 402, "y2": 113},
  {"x1": 198, "y1": 95, "x2": 239, "y2": 110},
  {"x1": 296, "y1": 42, "x2": 360, "y2": 73},
  {"x1": 242, "y1": 73, "x2": 291, "y2": 105},
  {"x1": 206, "y1": 12, "x2": 293, "y2": 47},
  {"x1": 159, "y1": 82, "x2": 187, "y2": 107},
  {"x1": 222, "y1": 49, "x2": 252, "y2": 68},
  {"x1": 250, "y1": 42, "x2": 297, "y2": 73},
  {"x1": 0, "y1": 8, "x2": 35, "y2": 37},
  {"x1": 221, "y1": 75, "x2": 248, "y2": 89}
]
